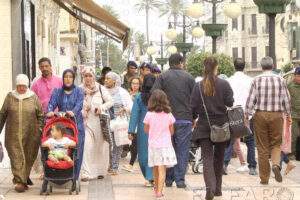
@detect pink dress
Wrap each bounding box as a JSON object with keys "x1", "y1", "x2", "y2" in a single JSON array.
[{"x1": 143, "y1": 112, "x2": 177, "y2": 167}]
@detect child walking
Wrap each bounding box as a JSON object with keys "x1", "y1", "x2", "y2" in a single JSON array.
[{"x1": 143, "y1": 89, "x2": 177, "y2": 199}]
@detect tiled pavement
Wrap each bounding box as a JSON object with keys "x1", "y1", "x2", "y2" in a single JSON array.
[{"x1": 1, "y1": 144, "x2": 300, "y2": 200}]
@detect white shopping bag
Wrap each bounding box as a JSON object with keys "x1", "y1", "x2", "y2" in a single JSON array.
[{"x1": 110, "y1": 116, "x2": 131, "y2": 146}]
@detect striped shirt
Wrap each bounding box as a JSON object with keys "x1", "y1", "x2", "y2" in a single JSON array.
[{"x1": 245, "y1": 71, "x2": 291, "y2": 117}]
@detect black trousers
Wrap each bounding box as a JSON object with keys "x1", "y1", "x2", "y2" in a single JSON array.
[
  {"x1": 199, "y1": 138, "x2": 227, "y2": 196},
  {"x1": 129, "y1": 134, "x2": 138, "y2": 165}
]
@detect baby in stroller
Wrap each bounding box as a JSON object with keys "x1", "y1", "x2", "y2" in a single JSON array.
[{"x1": 42, "y1": 123, "x2": 76, "y2": 165}]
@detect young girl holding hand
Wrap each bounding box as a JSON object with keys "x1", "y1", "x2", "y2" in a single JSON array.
[{"x1": 143, "y1": 89, "x2": 177, "y2": 199}]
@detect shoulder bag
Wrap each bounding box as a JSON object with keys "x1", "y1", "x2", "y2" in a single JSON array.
[
  {"x1": 199, "y1": 84, "x2": 231, "y2": 143},
  {"x1": 99, "y1": 86, "x2": 113, "y2": 146},
  {"x1": 227, "y1": 105, "x2": 251, "y2": 139}
]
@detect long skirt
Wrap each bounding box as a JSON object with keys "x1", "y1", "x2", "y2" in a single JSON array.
[{"x1": 81, "y1": 122, "x2": 109, "y2": 178}]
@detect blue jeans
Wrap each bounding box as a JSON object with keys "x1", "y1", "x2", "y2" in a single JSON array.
[
  {"x1": 280, "y1": 152, "x2": 289, "y2": 168},
  {"x1": 166, "y1": 123, "x2": 192, "y2": 185},
  {"x1": 224, "y1": 120, "x2": 257, "y2": 169}
]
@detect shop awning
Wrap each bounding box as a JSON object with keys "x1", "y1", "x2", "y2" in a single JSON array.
[{"x1": 53, "y1": 0, "x2": 130, "y2": 50}]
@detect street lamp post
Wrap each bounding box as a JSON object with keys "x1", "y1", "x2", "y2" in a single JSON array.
[
  {"x1": 253, "y1": 0, "x2": 291, "y2": 69},
  {"x1": 155, "y1": 35, "x2": 168, "y2": 71},
  {"x1": 165, "y1": 15, "x2": 205, "y2": 60},
  {"x1": 199, "y1": 0, "x2": 241, "y2": 54}
]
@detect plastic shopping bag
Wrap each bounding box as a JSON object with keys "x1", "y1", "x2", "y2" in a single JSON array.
[{"x1": 110, "y1": 116, "x2": 131, "y2": 146}]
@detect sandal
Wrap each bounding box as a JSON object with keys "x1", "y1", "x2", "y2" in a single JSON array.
[{"x1": 156, "y1": 193, "x2": 165, "y2": 200}]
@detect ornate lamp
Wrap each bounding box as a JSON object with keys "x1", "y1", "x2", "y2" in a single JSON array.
[
  {"x1": 192, "y1": 21, "x2": 204, "y2": 38},
  {"x1": 186, "y1": 1, "x2": 204, "y2": 19},
  {"x1": 165, "y1": 23, "x2": 177, "y2": 41},
  {"x1": 223, "y1": 1, "x2": 242, "y2": 19},
  {"x1": 146, "y1": 42, "x2": 157, "y2": 55},
  {"x1": 167, "y1": 45, "x2": 178, "y2": 54},
  {"x1": 253, "y1": 0, "x2": 292, "y2": 68}
]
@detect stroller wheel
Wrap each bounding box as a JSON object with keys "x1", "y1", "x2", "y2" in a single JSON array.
[
  {"x1": 69, "y1": 189, "x2": 73, "y2": 195},
  {"x1": 49, "y1": 185, "x2": 53, "y2": 193}
]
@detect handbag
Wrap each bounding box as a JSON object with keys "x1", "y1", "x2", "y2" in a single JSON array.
[
  {"x1": 227, "y1": 106, "x2": 251, "y2": 139},
  {"x1": 99, "y1": 86, "x2": 113, "y2": 145},
  {"x1": 199, "y1": 84, "x2": 231, "y2": 143}
]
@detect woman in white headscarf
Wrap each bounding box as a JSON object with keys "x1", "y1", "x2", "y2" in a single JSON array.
[
  {"x1": 80, "y1": 67, "x2": 113, "y2": 181},
  {"x1": 0, "y1": 74, "x2": 43, "y2": 193},
  {"x1": 105, "y1": 71, "x2": 133, "y2": 175}
]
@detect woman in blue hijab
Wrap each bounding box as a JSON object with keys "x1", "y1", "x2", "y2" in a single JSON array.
[
  {"x1": 128, "y1": 74, "x2": 156, "y2": 186},
  {"x1": 47, "y1": 69, "x2": 85, "y2": 183}
]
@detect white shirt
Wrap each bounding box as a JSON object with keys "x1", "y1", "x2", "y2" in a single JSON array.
[
  {"x1": 43, "y1": 137, "x2": 73, "y2": 154},
  {"x1": 227, "y1": 71, "x2": 253, "y2": 109}
]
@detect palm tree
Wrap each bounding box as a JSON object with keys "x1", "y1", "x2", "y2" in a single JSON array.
[
  {"x1": 134, "y1": 32, "x2": 147, "y2": 55},
  {"x1": 135, "y1": 0, "x2": 162, "y2": 45},
  {"x1": 159, "y1": 0, "x2": 186, "y2": 28}
]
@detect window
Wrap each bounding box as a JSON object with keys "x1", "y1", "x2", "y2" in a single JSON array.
[
  {"x1": 242, "y1": 15, "x2": 245, "y2": 31},
  {"x1": 232, "y1": 47, "x2": 238, "y2": 60},
  {"x1": 251, "y1": 47, "x2": 257, "y2": 68},
  {"x1": 265, "y1": 46, "x2": 269, "y2": 56},
  {"x1": 242, "y1": 47, "x2": 245, "y2": 61},
  {"x1": 232, "y1": 18, "x2": 238, "y2": 30},
  {"x1": 265, "y1": 15, "x2": 269, "y2": 33},
  {"x1": 251, "y1": 14, "x2": 257, "y2": 34}
]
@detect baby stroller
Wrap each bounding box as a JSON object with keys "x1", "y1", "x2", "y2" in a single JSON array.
[
  {"x1": 40, "y1": 112, "x2": 80, "y2": 195},
  {"x1": 189, "y1": 141, "x2": 203, "y2": 174}
]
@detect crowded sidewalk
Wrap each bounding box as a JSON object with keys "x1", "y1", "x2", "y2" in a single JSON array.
[{"x1": 1, "y1": 144, "x2": 300, "y2": 200}]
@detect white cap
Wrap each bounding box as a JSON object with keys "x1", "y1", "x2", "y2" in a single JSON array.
[{"x1": 16, "y1": 74, "x2": 29, "y2": 87}]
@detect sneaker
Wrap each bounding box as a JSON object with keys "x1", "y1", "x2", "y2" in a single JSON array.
[
  {"x1": 122, "y1": 164, "x2": 134, "y2": 172},
  {"x1": 156, "y1": 193, "x2": 166, "y2": 200},
  {"x1": 81, "y1": 177, "x2": 89, "y2": 182},
  {"x1": 249, "y1": 168, "x2": 258, "y2": 176},
  {"x1": 165, "y1": 182, "x2": 173, "y2": 187},
  {"x1": 97, "y1": 175, "x2": 104, "y2": 179},
  {"x1": 236, "y1": 165, "x2": 248, "y2": 173},
  {"x1": 285, "y1": 162, "x2": 296, "y2": 175},
  {"x1": 27, "y1": 178, "x2": 33, "y2": 186},
  {"x1": 272, "y1": 165, "x2": 282, "y2": 183},
  {"x1": 109, "y1": 170, "x2": 118, "y2": 176},
  {"x1": 144, "y1": 181, "x2": 153, "y2": 187},
  {"x1": 223, "y1": 165, "x2": 228, "y2": 175},
  {"x1": 176, "y1": 183, "x2": 187, "y2": 188}
]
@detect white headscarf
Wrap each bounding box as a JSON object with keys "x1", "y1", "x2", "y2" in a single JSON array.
[
  {"x1": 106, "y1": 72, "x2": 122, "y2": 87},
  {"x1": 80, "y1": 66, "x2": 98, "y2": 95},
  {"x1": 12, "y1": 74, "x2": 34, "y2": 100},
  {"x1": 16, "y1": 74, "x2": 29, "y2": 87}
]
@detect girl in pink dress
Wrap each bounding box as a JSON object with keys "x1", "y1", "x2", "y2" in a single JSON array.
[{"x1": 143, "y1": 89, "x2": 177, "y2": 199}]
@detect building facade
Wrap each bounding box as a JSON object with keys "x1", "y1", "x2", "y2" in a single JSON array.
[
  {"x1": 204, "y1": 0, "x2": 300, "y2": 75},
  {"x1": 58, "y1": 9, "x2": 79, "y2": 76},
  {"x1": 0, "y1": 0, "x2": 60, "y2": 168}
]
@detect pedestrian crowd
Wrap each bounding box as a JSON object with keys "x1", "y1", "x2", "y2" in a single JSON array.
[{"x1": 0, "y1": 53, "x2": 300, "y2": 200}]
